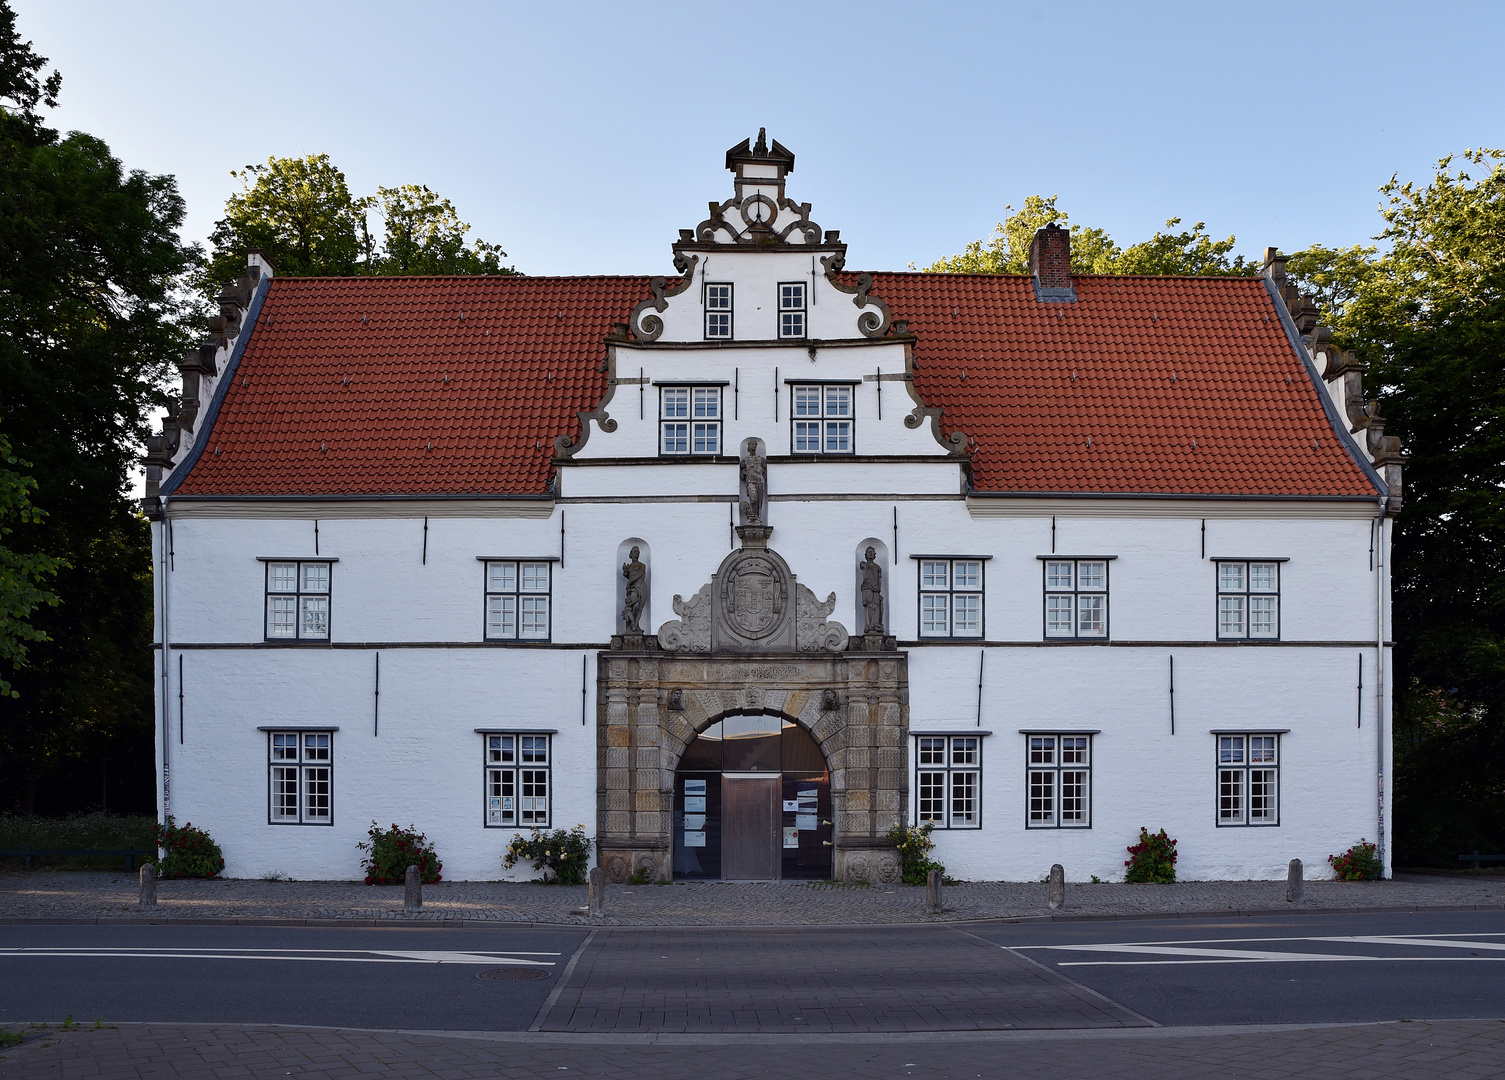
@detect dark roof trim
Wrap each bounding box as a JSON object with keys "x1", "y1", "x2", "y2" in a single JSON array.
[
  {"x1": 474, "y1": 728, "x2": 559, "y2": 735},
  {"x1": 967, "y1": 490, "x2": 1382, "y2": 502},
  {"x1": 1018, "y1": 729, "x2": 1101, "y2": 735},
  {"x1": 165, "y1": 493, "x2": 554, "y2": 503},
  {"x1": 159, "y1": 272, "x2": 272, "y2": 498},
  {"x1": 1262, "y1": 276, "x2": 1386, "y2": 497},
  {"x1": 257, "y1": 725, "x2": 339, "y2": 732},
  {"x1": 1210, "y1": 728, "x2": 1291, "y2": 735},
  {"x1": 914, "y1": 730, "x2": 994, "y2": 737}
]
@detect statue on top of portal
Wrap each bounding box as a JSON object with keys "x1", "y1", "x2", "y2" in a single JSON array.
[{"x1": 740, "y1": 439, "x2": 767, "y2": 526}]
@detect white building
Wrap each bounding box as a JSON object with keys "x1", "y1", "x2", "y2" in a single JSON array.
[{"x1": 144, "y1": 133, "x2": 1403, "y2": 883}]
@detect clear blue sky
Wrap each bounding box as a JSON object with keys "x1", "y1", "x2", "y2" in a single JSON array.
[{"x1": 14, "y1": 1, "x2": 1505, "y2": 277}]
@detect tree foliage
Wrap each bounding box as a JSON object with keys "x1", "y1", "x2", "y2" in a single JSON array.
[
  {"x1": 923, "y1": 194, "x2": 1255, "y2": 277},
  {"x1": 1290, "y1": 150, "x2": 1505, "y2": 864},
  {"x1": 0, "y1": 0, "x2": 198, "y2": 811},
  {"x1": 0, "y1": 434, "x2": 61, "y2": 697},
  {"x1": 205, "y1": 155, "x2": 516, "y2": 289}
]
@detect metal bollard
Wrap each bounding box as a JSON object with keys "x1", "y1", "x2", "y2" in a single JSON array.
[
  {"x1": 1048, "y1": 864, "x2": 1066, "y2": 910},
  {"x1": 588, "y1": 866, "x2": 605, "y2": 918},
  {"x1": 1286, "y1": 858, "x2": 1304, "y2": 903},
  {"x1": 404, "y1": 865, "x2": 422, "y2": 912},
  {"x1": 925, "y1": 868, "x2": 943, "y2": 915},
  {"x1": 139, "y1": 863, "x2": 157, "y2": 911}
]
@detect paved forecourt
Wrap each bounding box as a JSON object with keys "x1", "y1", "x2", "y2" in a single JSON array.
[
  {"x1": 3, "y1": 871, "x2": 1503, "y2": 925},
  {"x1": 4, "y1": 1019, "x2": 1505, "y2": 1080}
]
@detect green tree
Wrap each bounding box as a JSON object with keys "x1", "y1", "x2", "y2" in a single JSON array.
[
  {"x1": 373, "y1": 184, "x2": 512, "y2": 275},
  {"x1": 923, "y1": 196, "x2": 1255, "y2": 277},
  {"x1": 204, "y1": 154, "x2": 371, "y2": 285},
  {"x1": 205, "y1": 156, "x2": 516, "y2": 287},
  {"x1": 0, "y1": 434, "x2": 61, "y2": 697},
  {"x1": 923, "y1": 195, "x2": 1117, "y2": 274},
  {"x1": 0, "y1": 0, "x2": 198, "y2": 812}
]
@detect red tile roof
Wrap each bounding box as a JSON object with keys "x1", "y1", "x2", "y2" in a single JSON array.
[
  {"x1": 880, "y1": 273, "x2": 1380, "y2": 496},
  {"x1": 171, "y1": 275, "x2": 651, "y2": 497},
  {"x1": 168, "y1": 272, "x2": 1380, "y2": 499}
]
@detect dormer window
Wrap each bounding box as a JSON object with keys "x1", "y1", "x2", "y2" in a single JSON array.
[
  {"x1": 705, "y1": 283, "x2": 733, "y2": 340},
  {"x1": 779, "y1": 282, "x2": 806, "y2": 339}
]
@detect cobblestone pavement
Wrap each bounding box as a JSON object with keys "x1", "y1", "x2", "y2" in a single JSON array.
[
  {"x1": 4, "y1": 1019, "x2": 1505, "y2": 1079},
  {"x1": 1, "y1": 870, "x2": 1501, "y2": 925}
]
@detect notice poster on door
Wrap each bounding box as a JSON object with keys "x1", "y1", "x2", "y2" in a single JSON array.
[
  {"x1": 783, "y1": 827, "x2": 800, "y2": 849},
  {"x1": 782, "y1": 800, "x2": 799, "y2": 812},
  {"x1": 684, "y1": 830, "x2": 706, "y2": 848},
  {"x1": 684, "y1": 780, "x2": 707, "y2": 795},
  {"x1": 797, "y1": 789, "x2": 818, "y2": 813},
  {"x1": 683, "y1": 796, "x2": 706, "y2": 813},
  {"x1": 797, "y1": 814, "x2": 818, "y2": 832},
  {"x1": 683, "y1": 814, "x2": 705, "y2": 831}
]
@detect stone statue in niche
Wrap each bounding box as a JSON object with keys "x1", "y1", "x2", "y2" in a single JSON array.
[
  {"x1": 621, "y1": 546, "x2": 647, "y2": 634},
  {"x1": 740, "y1": 439, "x2": 767, "y2": 526},
  {"x1": 859, "y1": 546, "x2": 885, "y2": 634}
]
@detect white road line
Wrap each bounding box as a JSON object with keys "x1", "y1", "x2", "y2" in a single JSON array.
[
  {"x1": 0, "y1": 949, "x2": 554, "y2": 966},
  {"x1": 1060, "y1": 957, "x2": 1505, "y2": 967},
  {"x1": 1015, "y1": 932, "x2": 1505, "y2": 951},
  {"x1": 1319, "y1": 937, "x2": 1505, "y2": 952}
]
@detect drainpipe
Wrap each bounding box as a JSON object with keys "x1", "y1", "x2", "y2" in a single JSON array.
[
  {"x1": 1374, "y1": 496, "x2": 1387, "y2": 876},
  {"x1": 159, "y1": 496, "x2": 171, "y2": 828}
]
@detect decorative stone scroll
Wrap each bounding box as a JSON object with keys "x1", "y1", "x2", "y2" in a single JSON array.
[
  {"x1": 656, "y1": 584, "x2": 711, "y2": 653},
  {"x1": 796, "y1": 585, "x2": 849, "y2": 653}
]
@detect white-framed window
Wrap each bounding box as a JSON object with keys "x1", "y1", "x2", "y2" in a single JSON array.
[
  {"x1": 916, "y1": 558, "x2": 985, "y2": 639},
  {"x1": 791, "y1": 383, "x2": 853, "y2": 454},
  {"x1": 915, "y1": 735, "x2": 981, "y2": 829},
  {"x1": 660, "y1": 386, "x2": 721, "y2": 455},
  {"x1": 1026, "y1": 734, "x2": 1092, "y2": 828},
  {"x1": 268, "y1": 731, "x2": 333, "y2": 825},
  {"x1": 778, "y1": 282, "x2": 806, "y2": 339},
  {"x1": 1043, "y1": 558, "x2": 1110, "y2": 640},
  {"x1": 1216, "y1": 734, "x2": 1280, "y2": 826},
  {"x1": 265, "y1": 561, "x2": 331, "y2": 641},
  {"x1": 705, "y1": 282, "x2": 733, "y2": 339},
  {"x1": 1216, "y1": 561, "x2": 1281, "y2": 640},
  {"x1": 484, "y1": 733, "x2": 551, "y2": 828},
  {"x1": 484, "y1": 561, "x2": 552, "y2": 641}
]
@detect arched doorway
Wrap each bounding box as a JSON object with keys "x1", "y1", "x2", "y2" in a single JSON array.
[{"x1": 673, "y1": 714, "x2": 833, "y2": 880}]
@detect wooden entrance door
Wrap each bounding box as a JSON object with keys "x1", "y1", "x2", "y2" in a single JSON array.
[{"x1": 720, "y1": 775, "x2": 780, "y2": 880}]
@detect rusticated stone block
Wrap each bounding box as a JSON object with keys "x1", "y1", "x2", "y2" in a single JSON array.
[
  {"x1": 603, "y1": 747, "x2": 629, "y2": 770},
  {"x1": 634, "y1": 812, "x2": 663, "y2": 835},
  {"x1": 875, "y1": 788, "x2": 901, "y2": 812},
  {"x1": 875, "y1": 724, "x2": 904, "y2": 747},
  {"x1": 605, "y1": 790, "x2": 631, "y2": 812},
  {"x1": 844, "y1": 790, "x2": 871, "y2": 812},
  {"x1": 846, "y1": 747, "x2": 870, "y2": 769},
  {"x1": 846, "y1": 769, "x2": 870, "y2": 791},
  {"x1": 602, "y1": 811, "x2": 631, "y2": 834},
  {"x1": 876, "y1": 768, "x2": 906, "y2": 790},
  {"x1": 874, "y1": 811, "x2": 904, "y2": 833},
  {"x1": 877, "y1": 747, "x2": 905, "y2": 771},
  {"x1": 607, "y1": 726, "x2": 630, "y2": 748},
  {"x1": 604, "y1": 768, "x2": 630, "y2": 791},
  {"x1": 634, "y1": 789, "x2": 661, "y2": 812}
]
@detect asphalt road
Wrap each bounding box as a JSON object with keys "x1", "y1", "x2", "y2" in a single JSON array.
[{"x1": 2, "y1": 909, "x2": 1503, "y2": 1033}]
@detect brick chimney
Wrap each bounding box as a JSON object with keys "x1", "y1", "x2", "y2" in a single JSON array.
[{"x1": 1029, "y1": 223, "x2": 1075, "y2": 301}]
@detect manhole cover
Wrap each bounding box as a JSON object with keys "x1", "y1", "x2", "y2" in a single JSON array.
[{"x1": 476, "y1": 967, "x2": 550, "y2": 982}]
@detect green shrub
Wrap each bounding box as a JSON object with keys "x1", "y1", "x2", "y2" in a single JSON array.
[
  {"x1": 151, "y1": 819, "x2": 225, "y2": 879},
  {"x1": 886, "y1": 821, "x2": 945, "y2": 886},
  {"x1": 0, "y1": 813, "x2": 158, "y2": 870},
  {"x1": 358, "y1": 822, "x2": 442, "y2": 885},
  {"x1": 1124, "y1": 827, "x2": 1178, "y2": 883},
  {"x1": 504, "y1": 824, "x2": 592, "y2": 885},
  {"x1": 1328, "y1": 839, "x2": 1384, "y2": 881}
]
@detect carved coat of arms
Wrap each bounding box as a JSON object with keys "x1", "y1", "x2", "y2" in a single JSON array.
[{"x1": 721, "y1": 556, "x2": 786, "y2": 639}]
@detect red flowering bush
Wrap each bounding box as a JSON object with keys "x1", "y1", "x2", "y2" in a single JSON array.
[
  {"x1": 1124, "y1": 827, "x2": 1178, "y2": 883},
  {"x1": 1328, "y1": 839, "x2": 1384, "y2": 881},
  {"x1": 358, "y1": 822, "x2": 441, "y2": 885},
  {"x1": 152, "y1": 818, "x2": 225, "y2": 879}
]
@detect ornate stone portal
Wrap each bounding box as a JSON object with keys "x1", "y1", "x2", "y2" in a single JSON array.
[{"x1": 598, "y1": 530, "x2": 907, "y2": 884}]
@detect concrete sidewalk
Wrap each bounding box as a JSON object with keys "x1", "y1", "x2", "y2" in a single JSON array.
[
  {"x1": 4, "y1": 1019, "x2": 1505, "y2": 1080},
  {"x1": 2, "y1": 869, "x2": 1501, "y2": 925}
]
